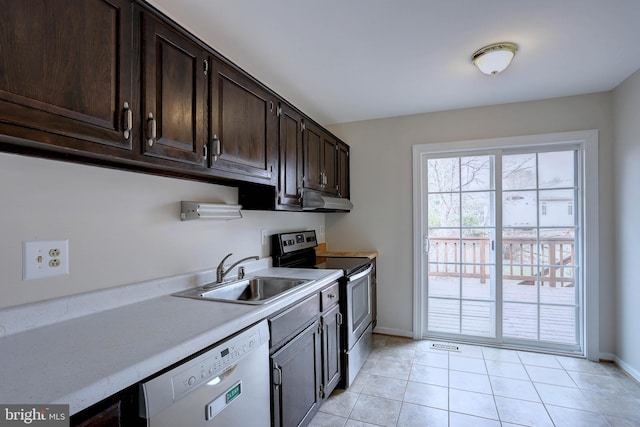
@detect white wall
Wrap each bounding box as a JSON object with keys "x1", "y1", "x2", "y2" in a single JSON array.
[
  {"x1": 612, "y1": 69, "x2": 640, "y2": 377},
  {"x1": 0, "y1": 153, "x2": 324, "y2": 308},
  {"x1": 328, "y1": 92, "x2": 616, "y2": 355}
]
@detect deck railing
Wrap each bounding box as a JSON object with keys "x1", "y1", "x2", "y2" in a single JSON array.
[{"x1": 429, "y1": 237, "x2": 575, "y2": 287}]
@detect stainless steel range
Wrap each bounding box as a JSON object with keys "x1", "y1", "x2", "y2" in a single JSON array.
[{"x1": 271, "y1": 230, "x2": 373, "y2": 388}]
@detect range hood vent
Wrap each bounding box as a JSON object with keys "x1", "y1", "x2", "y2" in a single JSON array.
[{"x1": 301, "y1": 190, "x2": 353, "y2": 212}]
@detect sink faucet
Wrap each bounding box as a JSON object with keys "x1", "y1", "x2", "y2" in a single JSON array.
[{"x1": 216, "y1": 253, "x2": 259, "y2": 283}]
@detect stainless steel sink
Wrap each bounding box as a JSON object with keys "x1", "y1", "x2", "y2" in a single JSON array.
[{"x1": 173, "y1": 277, "x2": 313, "y2": 305}]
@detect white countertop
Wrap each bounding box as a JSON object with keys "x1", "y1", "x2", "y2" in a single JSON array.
[{"x1": 0, "y1": 264, "x2": 342, "y2": 414}]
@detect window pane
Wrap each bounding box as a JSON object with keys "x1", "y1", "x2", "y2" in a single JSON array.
[
  {"x1": 462, "y1": 301, "x2": 495, "y2": 337},
  {"x1": 539, "y1": 228, "x2": 576, "y2": 266},
  {"x1": 539, "y1": 189, "x2": 575, "y2": 227},
  {"x1": 462, "y1": 192, "x2": 493, "y2": 227},
  {"x1": 503, "y1": 228, "x2": 539, "y2": 267},
  {"x1": 428, "y1": 228, "x2": 460, "y2": 264},
  {"x1": 539, "y1": 267, "x2": 576, "y2": 298},
  {"x1": 503, "y1": 303, "x2": 538, "y2": 340},
  {"x1": 540, "y1": 305, "x2": 576, "y2": 344},
  {"x1": 428, "y1": 298, "x2": 460, "y2": 333},
  {"x1": 461, "y1": 155, "x2": 492, "y2": 191},
  {"x1": 503, "y1": 275, "x2": 538, "y2": 303},
  {"x1": 461, "y1": 229, "x2": 492, "y2": 265},
  {"x1": 428, "y1": 158, "x2": 459, "y2": 192},
  {"x1": 462, "y1": 265, "x2": 495, "y2": 300},
  {"x1": 503, "y1": 154, "x2": 536, "y2": 190},
  {"x1": 503, "y1": 191, "x2": 537, "y2": 227},
  {"x1": 428, "y1": 193, "x2": 459, "y2": 227},
  {"x1": 538, "y1": 151, "x2": 574, "y2": 189},
  {"x1": 428, "y1": 263, "x2": 460, "y2": 298}
]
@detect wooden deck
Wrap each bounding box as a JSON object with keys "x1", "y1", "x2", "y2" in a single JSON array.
[{"x1": 427, "y1": 276, "x2": 577, "y2": 345}]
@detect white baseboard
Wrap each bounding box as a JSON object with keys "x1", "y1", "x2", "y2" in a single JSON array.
[
  {"x1": 614, "y1": 355, "x2": 640, "y2": 383},
  {"x1": 373, "y1": 326, "x2": 413, "y2": 338}
]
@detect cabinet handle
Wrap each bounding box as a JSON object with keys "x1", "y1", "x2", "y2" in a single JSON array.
[
  {"x1": 203, "y1": 59, "x2": 209, "y2": 76},
  {"x1": 123, "y1": 101, "x2": 132, "y2": 140},
  {"x1": 327, "y1": 293, "x2": 336, "y2": 299},
  {"x1": 212, "y1": 134, "x2": 221, "y2": 161},
  {"x1": 276, "y1": 105, "x2": 282, "y2": 117},
  {"x1": 337, "y1": 312, "x2": 343, "y2": 326},
  {"x1": 203, "y1": 143, "x2": 208, "y2": 161},
  {"x1": 146, "y1": 112, "x2": 156, "y2": 147},
  {"x1": 273, "y1": 364, "x2": 282, "y2": 386}
]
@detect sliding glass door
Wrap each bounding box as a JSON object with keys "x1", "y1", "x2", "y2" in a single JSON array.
[
  {"x1": 420, "y1": 147, "x2": 581, "y2": 352},
  {"x1": 425, "y1": 155, "x2": 497, "y2": 338},
  {"x1": 501, "y1": 151, "x2": 579, "y2": 347}
]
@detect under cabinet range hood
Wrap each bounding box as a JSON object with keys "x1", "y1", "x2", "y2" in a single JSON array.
[{"x1": 301, "y1": 189, "x2": 353, "y2": 212}]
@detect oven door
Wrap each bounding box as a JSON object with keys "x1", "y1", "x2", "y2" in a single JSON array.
[{"x1": 345, "y1": 264, "x2": 373, "y2": 350}]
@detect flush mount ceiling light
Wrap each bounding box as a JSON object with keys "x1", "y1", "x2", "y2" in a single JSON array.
[{"x1": 472, "y1": 42, "x2": 518, "y2": 75}]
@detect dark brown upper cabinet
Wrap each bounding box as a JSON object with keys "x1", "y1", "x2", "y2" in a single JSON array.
[
  {"x1": 303, "y1": 120, "x2": 337, "y2": 195},
  {"x1": 0, "y1": 0, "x2": 134, "y2": 154},
  {"x1": 0, "y1": 0, "x2": 351, "y2": 209},
  {"x1": 208, "y1": 58, "x2": 278, "y2": 185},
  {"x1": 323, "y1": 133, "x2": 337, "y2": 195},
  {"x1": 140, "y1": 11, "x2": 207, "y2": 166},
  {"x1": 276, "y1": 102, "x2": 304, "y2": 209},
  {"x1": 337, "y1": 141, "x2": 350, "y2": 199}
]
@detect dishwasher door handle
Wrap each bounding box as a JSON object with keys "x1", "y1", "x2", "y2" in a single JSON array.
[{"x1": 205, "y1": 380, "x2": 243, "y2": 421}]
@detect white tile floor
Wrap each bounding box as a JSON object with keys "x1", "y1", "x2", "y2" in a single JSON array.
[{"x1": 309, "y1": 334, "x2": 640, "y2": 427}]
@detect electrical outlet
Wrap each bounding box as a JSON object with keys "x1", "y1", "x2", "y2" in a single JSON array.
[
  {"x1": 23, "y1": 240, "x2": 69, "y2": 280},
  {"x1": 261, "y1": 229, "x2": 269, "y2": 245}
]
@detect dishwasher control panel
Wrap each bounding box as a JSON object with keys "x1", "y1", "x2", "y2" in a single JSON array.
[
  {"x1": 171, "y1": 329, "x2": 261, "y2": 399},
  {"x1": 139, "y1": 319, "x2": 270, "y2": 420}
]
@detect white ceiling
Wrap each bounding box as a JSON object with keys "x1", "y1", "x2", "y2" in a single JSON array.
[{"x1": 148, "y1": 0, "x2": 640, "y2": 125}]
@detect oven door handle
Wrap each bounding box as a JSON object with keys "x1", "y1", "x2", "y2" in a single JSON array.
[{"x1": 347, "y1": 264, "x2": 373, "y2": 282}]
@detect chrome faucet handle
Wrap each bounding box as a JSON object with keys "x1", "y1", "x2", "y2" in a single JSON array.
[
  {"x1": 216, "y1": 254, "x2": 259, "y2": 283},
  {"x1": 216, "y1": 253, "x2": 234, "y2": 282}
]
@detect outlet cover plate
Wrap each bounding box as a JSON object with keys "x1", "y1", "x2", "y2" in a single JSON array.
[{"x1": 23, "y1": 240, "x2": 69, "y2": 280}]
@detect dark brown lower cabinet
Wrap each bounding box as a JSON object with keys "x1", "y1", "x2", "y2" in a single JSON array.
[
  {"x1": 271, "y1": 321, "x2": 322, "y2": 427},
  {"x1": 269, "y1": 282, "x2": 342, "y2": 426},
  {"x1": 70, "y1": 385, "x2": 139, "y2": 427},
  {"x1": 321, "y1": 303, "x2": 342, "y2": 398}
]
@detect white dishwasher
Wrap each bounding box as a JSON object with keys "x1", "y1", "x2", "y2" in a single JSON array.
[{"x1": 139, "y1": 320, "x2": 270, "y2": 426}]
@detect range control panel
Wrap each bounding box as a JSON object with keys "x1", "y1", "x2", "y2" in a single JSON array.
[{"x1": 271, "y1": 230, "x2": 318, "y2": 255}]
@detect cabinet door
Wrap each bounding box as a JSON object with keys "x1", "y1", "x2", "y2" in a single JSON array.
[
  {"x1": 209, "y1": 58, "x2": 278, "y2": 184},
  {"x1": 141, "y1": 12, "x2": 206, "y2": 165},
  {"x1": 303, "y1": 121, "x2": 323, "y2": 191},
  {"x1": 337, "y1": 141, "x2": 350, "y2": 199},
  {"x1": 0, "y1": 0, "x2": 133, "y2": 152},
  {"x1": 271, "y1": 322, "x2": 322, "y2": 427},
  {"x1": 277, "y1": 103, "x2": 304, "y2": 208},
  {"x1": 322, "y1": 133, "x2": 337, "y2": 195},
  {"x1": 322, "y1": 303, "x2": 342, "y2": 398}
]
